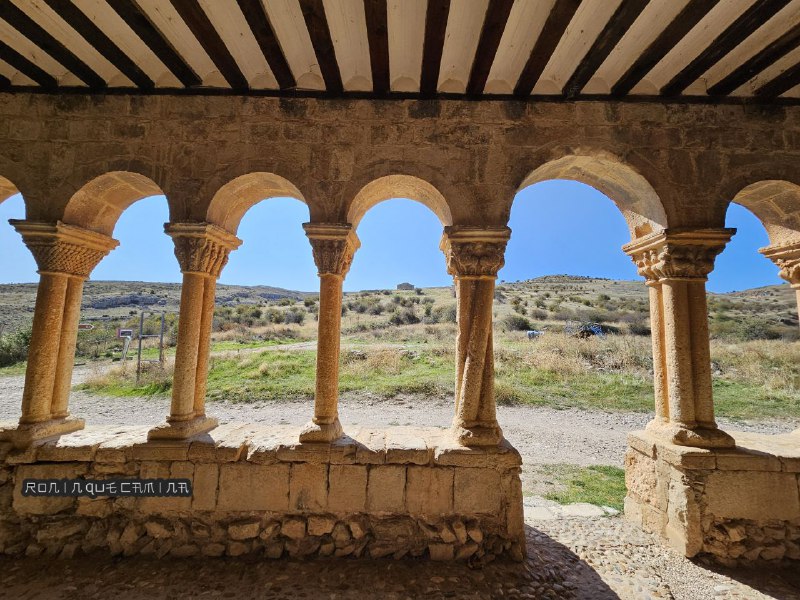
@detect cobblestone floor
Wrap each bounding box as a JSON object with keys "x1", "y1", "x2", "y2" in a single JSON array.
[{"x1": 2, "y1": 517, "x2": 798, "y2": 600}]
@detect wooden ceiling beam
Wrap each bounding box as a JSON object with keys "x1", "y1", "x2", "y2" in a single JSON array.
[
  {"x1": 106, "y1": 0, "x2": 201, "y2": 88},
  {"x1": 169, "y1": 0, "x2": 249, "y2": 90},
  {"x1": 0, "y1": 40, "x2": 57, "y2": 88},
  {"x1": 43, "y1": 0, "x2": 154, "y2": 89},
  {"x1": 420, "y1": 0, "x2": 451, "y2": 95},
  {"x1": 612, "y1": 0, "x2": 719, "y2": 97},
  {"x1": 236, "y1": 0, "x2": 296, "y2": 90},
  {"x1": 364, "y1": 0, "x2": 390, "y2": 95},
  {"x1": 513, "y1": 0, "x2": 580, "y2": 97},
  {"x1": 661, "y1": 0, "x2": 791, "y2": 96},
  {"x1": 298, "y1": 0, "x2": 343, "y2": 94},
  {"x1": 709, "y1": 22, "x2": 800, "y2": 96},
  {"x1": 0, "y1": 2, "x2": 105, "y2": 88},
  {"x1": 466, "y1": 0, "x2": 515, "y2": 96}
]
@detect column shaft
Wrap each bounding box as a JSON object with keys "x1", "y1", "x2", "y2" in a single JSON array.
[
  {"x1": 647, "y1": 283, "x2": 668, "y2": 423},
  {"x1": 661, "y1": 280, "x2": 696, "y2": 427},
  {"x1": 687, "y1": 280, "x2": 715, "y2": 427},
  {"x1": 168, "y1": 272, "x2": 205, "y2": 423},
  {"x1": 50, "y1": 276, "x2": 85, "y2": 419},
  {"x1": 19, "y1": 273, "x2": 69, "y2": 424},
  {"x1": 313, "y1": 273, "x2": 344, "y2": 425},
  {"x1": 193, "y1": 276, "x2": 217, "y2": 417}
]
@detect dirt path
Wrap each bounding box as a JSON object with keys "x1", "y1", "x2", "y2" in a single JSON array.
[{"x1": 0, "y1": 367, "x2": 795, "y2": 472}]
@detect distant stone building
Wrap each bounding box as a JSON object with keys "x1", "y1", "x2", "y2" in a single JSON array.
[{"x1": 396, "y1": 282, "x2": 414, "y2": 291}]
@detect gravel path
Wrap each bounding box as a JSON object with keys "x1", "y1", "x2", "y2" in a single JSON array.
[
  {"x1": 0, "y1": 366, "x2": 795, "y2": 471},
  {"x1": 1, "y1": 519, "x2": 797, "y2": 599}
]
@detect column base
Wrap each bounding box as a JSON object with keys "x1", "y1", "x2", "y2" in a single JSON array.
[
  {"x1": 299, "y1": 418, "x2": 343, "y2": 443},
  {"x1": 147, "y1": 415, "x2": 218, "y2": 441},
  {"x1": 646, "y1": 420, "x2": 734, "y2": 449},
  {"x1": 452, "y1": 421, "x2": 503, "y2": 447},
  {"x1": 0, "y1": 416, "x2": 85, "y2": 449}
]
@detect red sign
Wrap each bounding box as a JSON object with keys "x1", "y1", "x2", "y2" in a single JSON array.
[{"x1": 77, "y1": 323, "x2": 94, "y2": 331}]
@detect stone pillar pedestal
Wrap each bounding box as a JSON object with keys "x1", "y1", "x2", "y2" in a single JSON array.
[
  {"x1": 299, "y1": 223, "x2": 359, "y2": 443},
  {"x1": 148, "y1": 223, "x2": 241, "y2": 441},
  {"x1": 440, "y1": 226, "x2": 510, "y2": 447},
  {"x1": 1, "y1": 221, "x2": 118, "y2": 448},
  {"x1": 624, "y1": 229, "x2": 735, "y2": 449}
]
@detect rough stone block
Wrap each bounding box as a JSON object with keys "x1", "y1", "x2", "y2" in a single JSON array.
[
  {"x1": 367, "y1": 466, "x2": 406, "y2": 512},
  {"x1": 289, "y1": 463, "x2": 328, "y2": 511},
  {"x1": 217, "y1": 463, "x2": 289, "y2": 512},
  {"x1": 385, "y1": 428, "x2": 431, "y2": 465},
  {"x1": 715, "y1": 451, "x2": 782, "y2": 472},
  {"x1": 453, "y1": 468, "x2": 501, "y2": 514},
  {"x1": 328, "y1": 464, "x2": 367, "y2": 513},
  {"x1": 406, "y1": 466, "x2": 454, "y2": 515}
]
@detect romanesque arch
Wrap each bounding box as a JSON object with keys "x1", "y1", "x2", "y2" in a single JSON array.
[
  {"x1": 0, "y1": 175, "x2": 20, "y2": 205},
  {"x1": 516, "y1": 154, "x2": 669, "y2": 240},
  {"x1": 731, "y1": 180, "x2": 800, "y2": 246},
  {"x1": 60, "y1": 171, "x2": 166, "y2": 236},
  {"x1": 205, "y1": 172, "x2": 307, "y2": 235},
  {"x1": 346, "y1": 175, "x2": 453, "y2": 228}
]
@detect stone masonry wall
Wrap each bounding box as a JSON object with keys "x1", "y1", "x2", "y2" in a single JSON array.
[
  {"x1": 0, "y1": 424, "x2": 525, "y2": 562},
  {"x1": 625, "y1": 430, "x2": 800, "y2": 566},
  {"x1": 0, "y1": 93, "x2": 798, "y2": 233}
]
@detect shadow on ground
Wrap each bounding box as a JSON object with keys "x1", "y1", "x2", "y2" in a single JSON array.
[
  {"x1": 696, "y1": 556, "x2": 800, "y2": 600},
  {"x1": 0, "y1": 525, "x2": 617, "y2": 599}
]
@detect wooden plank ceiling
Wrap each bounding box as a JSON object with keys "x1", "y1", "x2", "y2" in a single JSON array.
[{"x1": 0, "y1": 0, "x2": 799, "y2": 101}]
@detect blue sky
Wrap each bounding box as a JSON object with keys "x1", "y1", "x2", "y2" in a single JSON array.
[{"x1": 0, "y1": 180, "x2": 783, "y2": 293}]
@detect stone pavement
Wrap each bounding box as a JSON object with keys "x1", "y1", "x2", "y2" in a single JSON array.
[{"x1": 1, "y1": 510, "x2": 798, "y2": 600}]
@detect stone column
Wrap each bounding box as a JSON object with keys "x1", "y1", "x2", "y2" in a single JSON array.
[
  {"x1": 624, "y1": 229, "x2": 735, "y2": 448},
  {"x1": 760, "y1": 241, "x2": 800, "y2": 333},
  {"x1": 148, "y1": 223, "x2": 241, "y2": 440},
  {"x1": 440, "y1": 226, "x2": 510, "y2": 447},
  {"x1": 3, "y1": 221, "x2": 118, "y2": 448},
  {"x1": 299, "y1": 223, "x2": 360, "y2": 443}
]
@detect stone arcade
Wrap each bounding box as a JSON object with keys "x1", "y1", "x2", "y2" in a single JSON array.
[{"x1": 0, "y1": 0, "x2": 798, "y2": 566}]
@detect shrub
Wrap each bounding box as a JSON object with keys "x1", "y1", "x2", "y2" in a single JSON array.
[
  {"x1": 284, "y1": 309, "x2": 306, "y2": 325},
  {"x1": 0, "y1": 327, "x2": 31, "y2": 367},
  {"x1": 389, "y1": 307, "x2": 420, "y2": 326},
  {"x1": 503, "y1": 315, "x2": 532, "y2": 331}
]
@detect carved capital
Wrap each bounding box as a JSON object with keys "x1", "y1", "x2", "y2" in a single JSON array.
[
  {"x1": 166, "y1": 222, "x2": 242, "y2": 278},
  {"x1": 623, "y1": 229, "x2": 734, "y2": 283},
  {"x1": 760, "y1": 241, "x2": 800, "y2": 287},
  {"x1": 11, "y1": 220, "x2": 119, "y2": 278},
  {"x1": 304, "y1": 223, "x2": 360, "y2": 277},
  {"x1": 440, "y1": 226, "x2": 510, "y2": 278}
]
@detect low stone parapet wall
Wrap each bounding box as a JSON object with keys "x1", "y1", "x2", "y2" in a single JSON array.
[
  {"x1": 0, "y1": 423, "x2": 525, "y2": 562},
  {"x1": 625, "y1": 429, "x2": 800, "y2": 566}
]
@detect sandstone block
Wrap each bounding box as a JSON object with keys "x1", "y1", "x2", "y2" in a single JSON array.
[
  {"x1": 282, "y1": 518, "x2": 306, "y2": 540},
  {"x1": 13, "y1": 463, "x2": 87, "y2": 515},
  {"x1": 308, "y1": 515, "x2": 336, "y2": 536},
  {"x1": 428, "y1": 543, "x2": 454, "y2": 561},
  {"x1": 453, "y1": 468, "x2": 501, "y2": 514},
  {"x1": 191, "y1": 463, "x2": 219, "y2": 511},
  {"x1": 217, "y1": 464, "x2": 289, "y2": 512},
  {"x1": 367, "y1": 466, "x2": 406, "y2": 512},
  {"x1": 406, "y1": 466, "x2": 453, "y2": 515},
  {"x1": 289, "y1": 463, "x2": 328, "y2": 511},
  {"x1": 328, "y1": 464, "x2": 367, "y2": 513},
  {"x1": 706, "y1": 472, "x2": 800, "y2": 521}
]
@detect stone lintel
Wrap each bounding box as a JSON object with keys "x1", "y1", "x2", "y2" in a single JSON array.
[{"x1": 0, "y1": 416, "x2": 86, "y2": 452}]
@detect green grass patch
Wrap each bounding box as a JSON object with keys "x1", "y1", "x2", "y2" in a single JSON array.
[
  {"x1": 543, "y1": 464, "x2": 627, "y2": 511},
  {"x1": 0, "y1": 361, "x2": 27, "y2": 377}
]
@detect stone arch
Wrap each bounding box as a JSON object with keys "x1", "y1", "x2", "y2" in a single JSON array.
[
  {"x1": 516, "y1": 154, "x2": 669, "y2": 240},
  {"x1": 62, "y1": 171, "x2": 166, "y2": 236},
  {"x1": 346, "y1": 175, "x2": 453, "y2": 229},
  {"x1": 0, "y1": 175, "x2": 20, "y2": 205},
  {"x1": 730, "y1": 180, "x2": 800, "y2": 247},
  {"x1": 205, "y1": 172, "x2": 307, "y2": 235}
]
